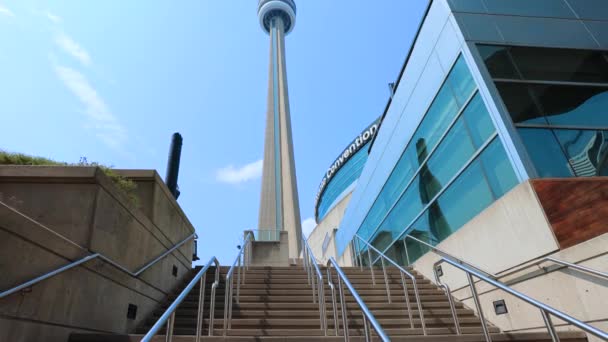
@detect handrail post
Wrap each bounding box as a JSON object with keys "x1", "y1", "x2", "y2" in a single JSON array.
[
  {"x1": 467, "y1": 272, "x2": 492, "y2": 342},
  {"x1": 228, "y1": 276, "x2": 235, "y2": 329},
  {"x1": 541, "y1": 310, "x2": 560, "y2": 342},
  {"x1": 327, "y1": 268, "x2": 339, "y2": 336},
  {"x1": 195, "y1": 273, "x2": 206, "y2": 342},
  {"x1": 400, "y1": 272, "x2": 414, "y2": 329},
  {"x1": 236, "y1": 254, "x2": 242, "y2": 304},
  {"x1": 362, "y1": 313, "x2": 370, "y2": 341},
  {"x1": 434, "y1": 260, "x2": 460, "y2": 334},
  {"x1": 222, "y1": 274, "x2": 231, "y2": 336},
  {"x1": 402, "y1": 238, "x2": 410, "y2": 266},
  {"x1": 337, "y1": 274, "x2": 349, "y2": 341},
  {"x1": 165, "y1": 312, "x2": 175, "y2": 342},
  {"x1": 367, "y1": 248, "x2": 375, "y2": 286},
  {"x1": 381, "y1": 257, "x2": 391, "y2": 303}
]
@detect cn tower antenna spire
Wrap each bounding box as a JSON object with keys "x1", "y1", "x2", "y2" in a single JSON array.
[{"x1": 256, "y1": 0, "x2": 302, "y2": 258}]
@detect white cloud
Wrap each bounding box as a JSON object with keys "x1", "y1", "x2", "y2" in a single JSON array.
[
  {"x1": 54, "y1": 65, "x2": 127, "y2": 150},
  {"x1": 301, "y1": 217, "x2": 316, "y2": 238},
  {"x1": 216, "y1": 159, "x2": 263, "y2": 185},
  {"x1": 55, "y1": 32, "x2": 91, "y2": 67},
  {"x1": 45, "y1": 11, "x2": 62, "y2": 24},
  {"x1": 0, "y1": 4, "x2": 15, "y2": 17}
]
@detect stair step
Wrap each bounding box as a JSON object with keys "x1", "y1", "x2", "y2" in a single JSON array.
[
  {"x1": 153, "y1": 308, "x2": 476, "y2": 319},
  {"x1": 140, "y1": 317, "x2": 483, "y2": 330},
  {"x1": 69, "y1": 331, "x2": 588, "y2": 342}
]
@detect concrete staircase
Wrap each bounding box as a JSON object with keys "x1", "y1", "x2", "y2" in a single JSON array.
[{"x1": 70, "y1": 265, "x2": 588, "y2": 341}]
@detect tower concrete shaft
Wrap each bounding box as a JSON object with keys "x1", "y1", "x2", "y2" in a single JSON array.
[{"x1": 258, "y1": 1, "x2": 302, "y2": 259}]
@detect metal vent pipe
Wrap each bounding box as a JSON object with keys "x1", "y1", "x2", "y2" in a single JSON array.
[{"x1": 165, "y1": 132, "x2": 182, "y2": 199}]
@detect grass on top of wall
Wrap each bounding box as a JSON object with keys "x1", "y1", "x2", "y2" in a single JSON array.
[{"x1": 0, "y1": 151, "x2": 138, "y2": 205}]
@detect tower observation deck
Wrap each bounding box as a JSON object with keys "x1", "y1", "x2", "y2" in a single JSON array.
[{"x1": 256, "y1": 0, "x2": 302, "y2": 259}]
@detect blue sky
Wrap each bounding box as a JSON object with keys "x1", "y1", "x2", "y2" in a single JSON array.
[{"x1": 0, "y1": 1, "x2": 427, "y2": 263}]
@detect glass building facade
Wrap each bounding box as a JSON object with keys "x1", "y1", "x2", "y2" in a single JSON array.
[
  {"x1": 316, "y1": 144, "x2": 369, "y2": 221},
  {"x1": 315, "y1": 119, "x2": 380, "y2": 222},
  {"x1": 479, "y1": 45, "x2": 608, "y2": 178},
  {"x1": 354, "y1": 55, "x2": 518, "y2": 264},
  {"x1": 335, "y1": 0, "x2": 608, "y2": 270}
]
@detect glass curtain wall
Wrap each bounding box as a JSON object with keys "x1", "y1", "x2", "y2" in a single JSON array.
[
  {"x1": 354, "y1": 55, "x2": 519, "y2": 266},
  {"x1": 317, "y1": 143, "x2": 369, "y2": 221},
  {"x1": 478, "y1": 45, "x2": 608, "y2": 177}
]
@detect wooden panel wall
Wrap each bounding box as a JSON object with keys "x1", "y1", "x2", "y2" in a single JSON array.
[{"x1": 532, "y1": 178, "x2": 608, "y2": 249}]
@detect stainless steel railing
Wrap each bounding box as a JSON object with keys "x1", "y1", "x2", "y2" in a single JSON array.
[
  {"x1": 222, "y1": 232, "x2": 253, "y2": 336},
  {"x1": 438, "y1": 257, "x2": 608, "y2": 342},
  {"x1": 326, "y1": 257, "x2": 390, "y2": 342},
  {"x1": 302, "y1": 237, "x2": 327, "y2": 335},
  {"x1": 140, "y1": 256, "x2": 221, "y2": 342},
  {"x1": 404, "y1": 232, "x2": 608, "y2": 336},
  {"x1": 0, "y1": 233, "x2": 197, "y2": 299},
  {"x1": 353, "y1": 234, "x2": 427, "y2": 335}
]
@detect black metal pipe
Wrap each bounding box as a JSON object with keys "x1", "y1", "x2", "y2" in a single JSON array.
[{"x1": 165, "y1": 132, "x2": 182, "y2": 199}]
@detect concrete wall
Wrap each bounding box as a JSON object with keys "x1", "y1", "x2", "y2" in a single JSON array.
[
  {"x1": 307, "y1": 193, "x2": 353, "y2": 266},
  {"x1": 249, "y1": 231, "x2": 290, "y2": 267},
  {"x1": 0, "y1": 166, "x2": 196, "y2": 342},
  {"x1": 412, "y1": 181, "x2": 608, "y2": 341}
]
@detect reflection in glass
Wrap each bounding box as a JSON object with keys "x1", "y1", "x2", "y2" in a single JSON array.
[
  {"x1": 532, "y1": 85, "x2": 608, "y2": 127},
  {"x1": 555, "y1": 129, "x2": 608, "y2": 176},
  {"x1": 462, "y1": 93, "x2": 496, "y2": 147},
  {"x1": 479, "y1": 44, "x2": 608, "y2": 83},
  {"x1": 479, "y1": 139, "x2": 519, "y2": 197},
  {"x1": 447, "y1": 56, "x2": 476, "y2": 105},
  {"x1": 519, "y1": 128, "x2": 574, "y2": 177},
  {"x1": 495, "y1": 82, "x2": 547, "y2": 124},
  {"x1": 409, "y1": 85, "x2": 460, "y2": 166},
  {"x1": 477, "y1": 45, "x2": 520, "y2": 79}
]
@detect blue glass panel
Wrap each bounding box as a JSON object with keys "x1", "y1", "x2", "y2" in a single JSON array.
[
  {"x1": 407, "y1": 85, "x2": 460, "y2": 166},
  {"x1": 518, "y1": 128, "x2": 574, "y2": 177},
  {"x1": 554, "y1": 129, "x2": 608, "y2": 177},
  {"x1": 372, "y1": 178, "x2": 422, "y2": 251},
  {"x1": 446, "y1": 56, "x2": 476, "y2": 106},
  {"x1": 483, "y1": 0, "x2": 575, "y2": 18},
  {"x1": 495, "y1": 82, "x2": 548, "y2": 125},
  {"x1": 479, "y1": 138, "x2": 519, "y2": 198},
  {"x1": 317, "y1": 145, "x2": 369, "y2": 220},
  {"x1": 462, "y1": 93, "x2": 495, "y2": 147},
  {"x1": 532, "y1": 85, "x2": 608, "y2": 127}
]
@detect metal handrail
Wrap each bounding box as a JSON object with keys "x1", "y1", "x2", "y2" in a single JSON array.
[
  {"x1": 141, "y1": 256, "x2": 221, "y2": 342},
  {"x1": 302, "y1": 237, "x2": 327, "y2": 334},
  {"x1": 400, "y1": 233, "x2": 608, "y2": 336},
  {"x1": 439, "y1": 257, "x2": 608, "y2": 342},
  {"x1": 326, "y1": 257, "x2": 390, "y2": 341},
  {"x1": 353, "y1": 234, "x2": 426, "y2": 335},
  {"x1": 223, "y1": 232, "x2": 253, "y2": 336},
  {"x1": 0, "y1": 233, "x2": 197, "y2": 299},
  {"x1": 403, "y1": 234, "x2": 496, "y2": 278},
  {"x1": 404, "y1": 234, "x2": 608, "y2": 283}
]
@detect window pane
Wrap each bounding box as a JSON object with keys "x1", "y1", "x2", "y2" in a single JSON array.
[
  {"x1": 509, "y1": 46, "x2": 608, "y2": 83},
  {"x1": 462, "y1": 93, "x2": 495, "y2": 147},
  {"x1": 478, "y1": 45, "x2": 520, "y2": 79},
  {"x1": 447, "y1": 55, "x2": 476, "y2": 105},
  {"x1": 436, "y1": 160, "x2": 494, "y2": 237},
  {"x1": 421, "y1": 118, "x2": 476, "y2": 201},
  {"x1": 483, "y1": 0, "x2": 575, "y2": 18},
  {"x1": 495, "y1": 82, "x2": 548, "y2": 124},
  {"x1": 554, "y1": 129, "x2": 608, "y2": 176},
  {"x1": 530, "y1": 84, "x2": 608, "y2": 127},
  {"x1": 518, "y1": 128, "x2": 574, "y2": 177},
  {"x1": 408, "y1": 85, "x2": 460, "y2": 165},
  {"x1": 373, "y1": 180, "x2": 422, "y2": 252},
  {"x1": 479, "y1": 138, "x2": 519, "y2": 198}
]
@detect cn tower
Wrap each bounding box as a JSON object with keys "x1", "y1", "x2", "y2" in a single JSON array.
[{"x1": 257, "y1": 0, "x2": 302, "y2": 258}]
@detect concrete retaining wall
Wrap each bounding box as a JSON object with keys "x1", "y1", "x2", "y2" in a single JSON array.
[{"x1": 0, "y1": 166, "x2": 196, "y2": 342}]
